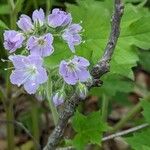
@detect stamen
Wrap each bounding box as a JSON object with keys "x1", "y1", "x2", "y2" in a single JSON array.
[
  {"x1": 4, "y1": 67, "x2": 15, "y2": 71},
  {"x1": 1, "y1": 59, "x2": 11, "y2": 62}
]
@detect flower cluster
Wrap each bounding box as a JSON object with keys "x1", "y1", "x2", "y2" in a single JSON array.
[{"x1": 3, "y1": 8, "x2": 90, "y2": 106}]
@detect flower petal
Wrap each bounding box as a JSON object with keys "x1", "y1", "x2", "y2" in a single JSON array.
[
  {"x1": 24, "y1": 79, "x2": 39, "y2": 94},
  {"x1": 10, "y1": 70, "x2": 28, "y2": 86},
  {"x1": 73, "y1": 56, "x2": 90, "y2": 67},
  {"x1": 77, "y1": 68, "x2": 90, "y2": 82},
  {"x1": 36, "y1": 67, "x2": 48, "y2": 84},
  {"x1": 32, "y1": 8, "x2": 45, "y2": 26},
  {"x1": 9, "y1": 55, "x2": 27, "y2": 69},
  {"x1": 63, "y1": 71, "x2": 78, "y2": 85},
  {"x1": 17, "y1": 15, "x2": 33, "y2": 32}
]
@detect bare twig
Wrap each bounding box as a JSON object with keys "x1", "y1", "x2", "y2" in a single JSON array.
[
  {"x1": 43, "y1": 0, "x2": 124, "y2": 149},
  {"x1": 91, "y1": 0, "x2": 124, "y2": 79},
  {"x1": 102, "y1": 123, "x2": 149, "y2": 141},
  {"x1": 0, "y1": 120, "x2": 41, "y2": 150}
]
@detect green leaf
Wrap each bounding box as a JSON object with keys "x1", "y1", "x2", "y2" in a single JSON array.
[
  {"x1": 72, "y1": 111, "x2": 107, "y2": 150},
  {"x1": 138, "y1": 50, "x2": 150, "y2": 72},
  {"x1": 141, "y1": 101, "x2": 150, "y2": 124},
  {"x1": 142, "y1": 146, "x2": 150, "y2": 150},
  {"x1": 126, "y1": 128, "x2": 150, "y2": 150},
  {"x1": 0, "y1": 20, "x2": 9, "y2": 30},
  {"x1": 129, "y1": 16, "x2": 150, "y2": 50}
]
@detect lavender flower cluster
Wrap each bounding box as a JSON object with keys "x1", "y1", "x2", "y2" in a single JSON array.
[{"x1": 3, "y1": 8, "x2": 90, "y2": 106}]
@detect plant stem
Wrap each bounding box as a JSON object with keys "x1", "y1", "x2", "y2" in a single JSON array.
[
  {"x1": 6, "y1": 0, "x2": 17, "y2": 95},
  {"x1": 5, "y1": 0, "x2": 17, "y2": 149},
  {"x1": 31, "y1": 100, "x2": 40, "y2": 150},
  {"x1": 46, "y1": 75, "x2": 59, "y2": 126},
  {"x1": 46, "y1": 0, "x2": 51, "y2": 15},
  {"x1": 5, "y1": 101, "x2": 15, "y2": 150},
  {"x1": 101, "y1": 94, "x2": 109, "y2": 122}
]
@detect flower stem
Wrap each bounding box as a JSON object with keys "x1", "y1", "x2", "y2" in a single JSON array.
[
  {"x1": 46, "y1": 0, "x2": 52, "y2": 15},
  {"x1": 31, "y1": 100, "x2": 40, "y2": 150},
  {"x1": 101, "y1": 94, "x2": 109, "y2": 122},
  {"x1": 5, "y1": 0, "x2": 17, "y2": 149},
  {"x1": 5, "y1": 101, "x2": 15, "y2": 150},
  {"x1": 46, "y1": 75, "x2": 59, "y2": 126}
]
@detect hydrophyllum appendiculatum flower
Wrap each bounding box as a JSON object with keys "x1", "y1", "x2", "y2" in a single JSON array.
[
  {"x1": 9, "y1": 55, "x2": 48, "y2": 94},
  {"x1": 59, "y1": 55, "x2": 90, "y2": 85},
  {"x1": 3, "y1": 8, "x2": 90, "y2": 99}
]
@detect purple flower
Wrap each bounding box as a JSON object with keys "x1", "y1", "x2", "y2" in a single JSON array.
[
  {"x1": 48, "y1": 8, "x2": 72, "y2": 28},
  {"x1": 27, "y1": 33, "x2": 54, "y2": 57},
  {"x1": 17, "y1": 15, "x2": 34, "y2": 32},
  {"x1": 32, "y1": 8, "x2": 45, "y2": 26},
  {"x1": 59, "y1": 56, "x2": 90, "y2": 85},
  {"x1": 9, "y1": 55, "x2": 48, "y2": 94},
  {"x1": 3, "y1": 30, "x2": 24, "y2": 53},
  {"x1": 52, "y1": 92, "x2": 64, "y2": 107},
  {"x1": 62, "y1": 24, "x2": 82, "y2": 52}
]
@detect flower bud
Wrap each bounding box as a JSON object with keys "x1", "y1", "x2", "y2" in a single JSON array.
[
  {"x1": 77, "y1": 83, "x2": 88, "y2": 99},
  {"x1": 17, "y1": 15, "x2": 34, "y2": 32},
  {"x1": 52, "y1": 92, "x2": 65, "y2": 107}
]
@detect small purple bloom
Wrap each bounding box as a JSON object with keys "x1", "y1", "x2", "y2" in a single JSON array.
[
  {"x1": 59, "y1": 56, "x2": 90, "y2": 85},
  {"x1": 77, "y1": 83, "x2": 88, "y2": 99},
  {"x1": 9, "y1": 55, "x2": 48, "y2": 94},
  {"x1": 52, "y1": 92, "x2": 64, "y2": 107},
  {"x1": 27, "y1": 33, "x2": 54, "y2": 57},
  {"x1": 3, "y1": 30, "x2": 24, "y2": 53},
  {"x1": 48, "y1": 8, "x2": 72, "y2": 28},
  {"x1": 62, "y1": 24, "x2": 82, "y2": 52},
  {"x1": 32, "y1": 8, "x2": 45, "y2": 26},
  {"x1": 17, "y1": 15, "x2": 34, "y2": 32}
]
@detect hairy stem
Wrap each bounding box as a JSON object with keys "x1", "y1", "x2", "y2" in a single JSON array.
[
  {"x1": 46, "y1": 76, "x2": 59, "y2": 126},
  {"x1": 46, "y1": 0, "x2": 52, "y2": 15}
]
